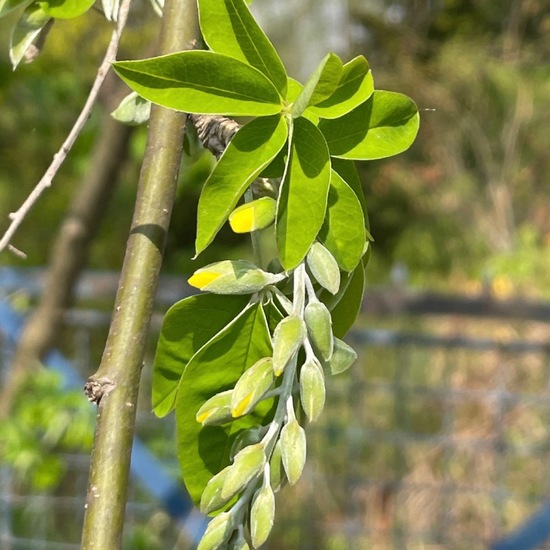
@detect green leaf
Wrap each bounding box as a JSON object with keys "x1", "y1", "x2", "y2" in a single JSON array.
[
  {"x1": 0, "y1": 0, "x2": 32, "y2": 19},
  {"x1": 286, "y1": 78, "x2": 303, "y2": 103},
  {"x1": 291, "y1": 53, "x2": 342, "y2": 118},
  {"x1": 39, "y1": 0, "x2": 94, "y2": 18},
  {"x1": 319, "y1": 91, "x2": 420, "y2": 160},
  {"x1": 152, "y1": 294, "x2": 250, "y2": 417},
  {"x1": 331, "y1": 158, "x2": 369, "y2": 230},
  {"x1": 276, "y1": 117, "x2": 331, "y2": 270},
  {"x1": 113, "y1": 51, "x2": 283, "y2": 117},
  {"x1": 329, "y1": 262, "x2": 365, "y2": 338},
  {"x1": 198, "y1": 0, "x2": 287, "y2": 96},
  {"x1": 195, "y1": 115, "x2": 288, "y2": 255},
  {"x1": 176, "y1": 302, "x2": 275, "y2": 505},
  {"x1": 318, "y1": 170, "x2": 365, "y2": 272},
  {"x1": 308, "y1": 56, "x2": 374, "y2": 119},
  {"x1": 9, "y1": 3, "x2": 51, "y2": 69},
  {"x1": 327, "y1": 338, "x2": 357, "y2": 375}
]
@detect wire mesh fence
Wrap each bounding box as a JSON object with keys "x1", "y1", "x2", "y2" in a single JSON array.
[{"x1": 2, "y1": 269, "x2": 550, "y2": 549}]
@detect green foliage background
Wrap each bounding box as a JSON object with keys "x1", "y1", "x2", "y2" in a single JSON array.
[{"x1": 2, "y1": 0, "x2": 550, "y2": 295}]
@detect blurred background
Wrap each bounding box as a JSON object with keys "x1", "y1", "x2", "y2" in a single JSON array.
[{"x1": 2, "y1": 0, "x2": 550, "y2": 548}]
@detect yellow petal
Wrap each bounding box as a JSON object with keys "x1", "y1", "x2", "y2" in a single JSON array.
[
  {"x1": 229, "y1": 206, "x2": 255, "y2": 233},
  {"x1": 188, "y1": 271, "x2": 220, "y2": 289},
  {"x1": 232, "y1": 393, "x2": 253, "y2": 418}
]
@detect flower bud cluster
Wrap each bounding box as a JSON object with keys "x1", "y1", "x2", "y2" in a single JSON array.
[{"x1": 194, "y1": 246, "x2": 358, "y2": 549}]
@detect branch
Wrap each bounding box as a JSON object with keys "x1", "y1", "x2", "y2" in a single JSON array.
[
  {"x1": 80, "y1": 0, "x2": 198, "y2": 547},
  {"x1": 189, "y1": 113, "x2": 240, "y2": 158},
  {"x1": 191, "y1": 114, "x2": 277, "y2": 197},
  {"x1": 0, "y1": 0, "x2": 131, "y2": 257}
]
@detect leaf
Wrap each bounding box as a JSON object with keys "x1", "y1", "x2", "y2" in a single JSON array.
[
  {"x1": 39, "y1": 0, "x2": 94, "y2": 18},
  {"x1": 318, "y1": 170, "x2": 365, "y2": 272},
  {"x1": 9, "y1": 3, "x2": 51, "y2": 69},
  {"x1": 111, "y1": 92, "x2": 151, "y2": 125},
  {"x1": 308, "y1": 56, "x2": 374, "y2": 119},
  {"x1": 329, "y1": 262, "x2": 365, "y2": 338},
  {"x1": 152, "y1": 294, "x2": 250, "y2": 417},
  {"x1": 195, "y1": 114, "x2": 288, "y2": 255},
  {"x1": 331, "y1": 158, "x2": 369, "y2": 229},
  {"x1": 276, "y1": 117, "x2": 331, "y2": 270},
  {"x1": 176, "y1": 302, "x2": 275, "y2": 505},
  {"x1": 286, "y1": 78, "x2": 303, "y2": 103},
  {"x1": 198, "y1": 0, "x2": 287, "y2": 96},
  {"x1": 113, "y1": 51, "x2": 283, "y2": 117},
  {"x1": 319, "y1": 91, "x2": 420, "y2": 160},
  {"x1": 0, "y1": 0, "x2": 32, "y2": 19},
  {"x1": 291, "y1": 53, "x2": 342, "y2": 118}
]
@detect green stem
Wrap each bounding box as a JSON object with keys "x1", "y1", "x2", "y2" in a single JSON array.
[{"x1": 80, "y1": 1, "x2": 198, "y2": 548}]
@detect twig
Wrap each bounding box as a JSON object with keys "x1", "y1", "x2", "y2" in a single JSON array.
[
  {"x1": 0, "y1": 0, "x2": 132, "y2": 256},
  {"x1": 189, "y1": 113, "x2": 240, "y2": 159}
]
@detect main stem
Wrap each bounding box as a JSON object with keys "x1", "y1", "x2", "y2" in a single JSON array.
[{"x1": 80, "y1": 1, "x2": 197, "y2": 548}]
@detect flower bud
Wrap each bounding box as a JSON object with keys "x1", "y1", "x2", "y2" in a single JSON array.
[
  {"x1": 188, "y1": 260, "x2": 284, "y2": 295},
  {"x1": 304, "y1": 300, "x2": 333, "y2": 361},
  {"x1": 200, "y1": 465, "x2": 232, "y2": 515},
  {"x1": 327, "y1": 338, "x2": 357, "y2": 375},
  {"x1": 197, "y1": 511, "x2": 234, "y2": 550},
  {"x1": 222, "y1": 443, "x2": 265, "y2": 500},
  {"x1": 299, "y1": 358, "x2": 326, "y2": 422},
  {"x1": 269, "y1": 440, "x2": 286, "y2": 493},
  {"x1": 229, "y1": 197, "x2": 277, "y2": 233},
  {"x1": 250, "y1": 483, "x2": 276, "y2": 547},
  {"x1": 231, "y1": 358, "x2": 274, "y2": 418},
  {"x1": 196, "y1": 390, "x2": 234, "y2": 426},
  {"x1": 279, "y1": 418, "x2": 307, "y2": 485},
  {"x1": 272, "y1": 316, "x2": 305, "y2": 376},
  {"x1": 306, "y1": 242, "x2": 340, "y2": 295},
  {"x1": 230, "y1": 426, "x2": 266, "y2": 460}
]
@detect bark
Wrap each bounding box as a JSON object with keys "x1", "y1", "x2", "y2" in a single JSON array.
[{"x1": 80, "y1": 0, "x2": 198, "y2": 547}]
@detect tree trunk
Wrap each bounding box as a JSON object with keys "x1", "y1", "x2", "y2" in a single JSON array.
[{"x1": 80, "y1": 0, "x2": 198, "y2": 547}]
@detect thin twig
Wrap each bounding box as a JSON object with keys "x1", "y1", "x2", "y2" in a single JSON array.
[{"x1": 0, "y1": 0, "x2": 132, "y2": 256}]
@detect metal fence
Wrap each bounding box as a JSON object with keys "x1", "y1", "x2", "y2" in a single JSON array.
[{"x1": 2, "y1": 268, "x2": 550, "y2": 549}]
